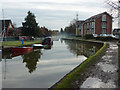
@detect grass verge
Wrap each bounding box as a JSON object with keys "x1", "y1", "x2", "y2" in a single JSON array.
[
  {"x1": 50, "y1": 43, "x2": 108, "y2": 89},
  {"x1": 2, "y1": 40, "x2": 42, "y2": 46}
]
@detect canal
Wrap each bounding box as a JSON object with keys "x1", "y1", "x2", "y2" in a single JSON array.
[{"x1": 2, "y1": 39, "x2": 103, "y2": 88}]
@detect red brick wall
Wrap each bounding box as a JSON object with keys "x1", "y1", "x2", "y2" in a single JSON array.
[
  {"x1": 95, "y1": 16, "x2": 102, "y2": 35},
  {"x1": 95, "y1": 13, "x2": 112, "y2": 35},
  {"x1": 81, "y1": 12, "x2": 112, "y2": 36},
  {"x1": 106, "y1": 14, "x2": 112, "y2": 34}
]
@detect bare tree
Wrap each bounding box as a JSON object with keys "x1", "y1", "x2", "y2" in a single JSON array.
[
  {"x1": 106, "y1": 0, "x2": 120, "y2": 27},
  {"x1": 106, "y1": 0, "x2": 120, "y2": 42}
]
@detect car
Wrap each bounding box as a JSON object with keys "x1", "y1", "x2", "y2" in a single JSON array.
[
  {"x1": 106, "y1": 34, "x2": 119, "y2": 39},
  {"x1": 93, "y1": 34, "x2": 98, "y2": 37},
  {"x1": 106, "y1": 34, "x2": 114, "y2": 37},
  {"x1": 99, "y1": 34, "x2": 107, "y2": 37},
  {"x1": 42, "y1": 37, "x2": 53, "y2": 45},
  {"x1": 114, "y1": 35, "x2": 119, "y2": 39}
]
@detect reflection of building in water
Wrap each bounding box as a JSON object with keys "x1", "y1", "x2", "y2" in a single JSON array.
[
  {"x1": 0, "y1": 50, "x2": 2, "y2": 61},
  {"x1": 52, "y1": 36, "x2": 60, "y2": 41},
  {"x1": 60, "y1": 38, "x2": 63, "y2": 43},
  {"x1": 2, "y1": 51, "x2": 12, "y2": 59},
  {"x1": 75, "y1": 43, "x2": 96, "y2": 57},
  {"x1": 64, "y1": 40, "x2": 102, "y2": 57},
  {"x1": 22, "y1": 50, "x2": 42, "y2": 73},
  {"x1": 3, "y1": 57, "x2": 7, "y2": 80}
]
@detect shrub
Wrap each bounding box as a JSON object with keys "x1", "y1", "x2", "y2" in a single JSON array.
[
  {"x1": 84, "y1": 34, "x2": 94, "y2": 39},
  {"x1": 95, "y1": 36, "x2": 117, "y2": 41}
]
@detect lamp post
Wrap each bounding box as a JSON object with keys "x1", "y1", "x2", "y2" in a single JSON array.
[
  {"x1": 76, "y1": 13, "x2": 79, "y2": 36},
  {"x1": 2, "y1": 9, "x2": 6, "y2": 41}
]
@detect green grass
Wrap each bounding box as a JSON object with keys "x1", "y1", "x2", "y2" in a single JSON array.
[
  {"x1": 51, "y1": 43, "x2": 108, "y2": 89},
  {"x1": 73, "y1": 36, "x2": 118, "y2": 42},
  {"x1": 2, "y1": 40, "x2": 42, "y2": 46},
  {"x1": 72, "y1": 37, "x2": 102, "y2": 44}
]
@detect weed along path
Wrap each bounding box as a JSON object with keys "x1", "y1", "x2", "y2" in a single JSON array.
[
  {"x1": 51, "y1": 39, "x2": 119, "y2": 89},
  {"x1": 80, "y1": 42, "x2": 118, "y2": 88}
]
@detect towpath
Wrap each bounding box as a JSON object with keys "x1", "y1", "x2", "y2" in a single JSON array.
[{"x1": 77, "y1": 42, "x2": 118, "y2": 88}]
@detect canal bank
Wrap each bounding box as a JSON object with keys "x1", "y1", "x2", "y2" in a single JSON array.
[
  {"x1": 50, "y1": 39, "x2": 108, "y2": 88},
  {"x1": 2, "y1": 38, "x2": 119, "y2": 88},
  {"x1": 2, "y1": 40, "x2": 43, "y2": 52},
  {"x1": 3, "y1": 39, "x2": 102, "y2": 88},
  {"x1": 62, "y1": 38, "x2": 104, "y2": 44},
  {"x1": 80, "y1": 42, "x2": 118, "y2": 88}
]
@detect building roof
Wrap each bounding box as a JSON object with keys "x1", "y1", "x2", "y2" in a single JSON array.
[
  {"x1": 77, "y1": 20, "x2": 85, "y2": 24},
  {"x1": 82, "y1": 12, "x2": 112, "y2": 24}
]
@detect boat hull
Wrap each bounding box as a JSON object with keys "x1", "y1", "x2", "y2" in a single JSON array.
[
  {"x1": 12, "y1": 47, "x2": 33, "y2": 52},
  {"x1": 32, "y1": 44, "x2": 44, "y2": 49}
]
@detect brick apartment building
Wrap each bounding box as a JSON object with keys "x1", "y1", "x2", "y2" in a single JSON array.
[{"x1": 77, "y1": 12, "x2": 112, "y2": 36}]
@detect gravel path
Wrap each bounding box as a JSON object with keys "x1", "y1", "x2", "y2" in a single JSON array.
[{"x1": 75, "y1": 42, "x2": 118, "y2": 88}]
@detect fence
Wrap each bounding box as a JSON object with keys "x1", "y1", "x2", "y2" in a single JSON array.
[{"x1": 3, "y1": 36, "x2": 19, "y2": 41}]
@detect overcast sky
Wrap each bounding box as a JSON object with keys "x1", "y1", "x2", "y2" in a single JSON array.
[{"x1": 0, "y1": 0, "x2": 118, "y2": 30}]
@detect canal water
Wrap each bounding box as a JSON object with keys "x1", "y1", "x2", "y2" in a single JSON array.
[{"x1": 2, "y1": 39, "x2": 103, "y2": 88}]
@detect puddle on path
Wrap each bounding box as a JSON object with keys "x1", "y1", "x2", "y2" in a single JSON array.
[
  {"x1": 106, "y1": 50, "x2": 113, "y2": 53},
  {"x1": 80, "y1": 77, "x2": 116, "y2": 88},
  {"x1": 97, "y1": 62, "x2": 117, "y2": 73},
  {"x1": 109, "y1": 46, "x2": 118, "y2": 50},
  {"x1": 102, "y1": 55, "x2": 112, "y2": 60}
]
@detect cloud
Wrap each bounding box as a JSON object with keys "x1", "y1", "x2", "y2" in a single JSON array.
[{"x1": 1, "y1": 0, "x2": 113, "y2": 30}]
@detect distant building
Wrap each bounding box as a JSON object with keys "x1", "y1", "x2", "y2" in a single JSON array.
[
  {"x1": 40, "y1": 27, "x2": 50, "y2": 37},
  {"x1": 76, "y1": 20, "x2": 85, "y2": 36},
  {"x1": 51, "y1": 30, "x2": 60, "y2": 36},
  {"x1": 0, "y1": 19, "x2": 22, "y2": 37},
  {"x1": 0, "y1": 20, "x2": 14, "y2": 37},
  {"x1": 77, "y1": 12, "x2": 112, "y2": 36}
]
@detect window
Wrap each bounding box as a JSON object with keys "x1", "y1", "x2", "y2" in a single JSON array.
[
  {"x1": 92, "y1": 29, "x2": 94, "y2": 34},
  {"x1": 102, "y1": 15, "x2": 106, "y2": 21},
  {"x1": 102, "y1": 22, "x2": 106, "y2": 28},
  {"x1": 87, "y1": 24, "x2": 89, "y2": 29},
  {"x1": 92, "y1": 22, "x2": 94, "y2": 28},
  {"x1": 102, "y1": 29, "x2": 106, "y2": 34},
  {"x1": 89, "y1": 23, "x2": 92, "y2": 29},
  {"x1": 84, "y1": 24, "x2": 86, "y2": 29}
]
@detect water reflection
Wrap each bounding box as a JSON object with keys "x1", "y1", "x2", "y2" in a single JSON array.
[
  {"x1": 2, "y1": 40, "x2": 103, "y2": 74},
  {"x1": 2, "y1": 45, "x2": 52, "y2": 74},
  {"x1": 44, "y1": 45, "x2": 52, "y2": 50},
  {"x1": 2, "y1": 40, "x2": 103, "y2": 88},
  {"x1": 2, "y1": 51, "x2": 12, "y2": 59},
  {"x1": 64, "y1": 40, "x2": 103, "y2": 57},
  {"x1": 22, "y1": 50, "x2": 42, "y2": 73}
]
